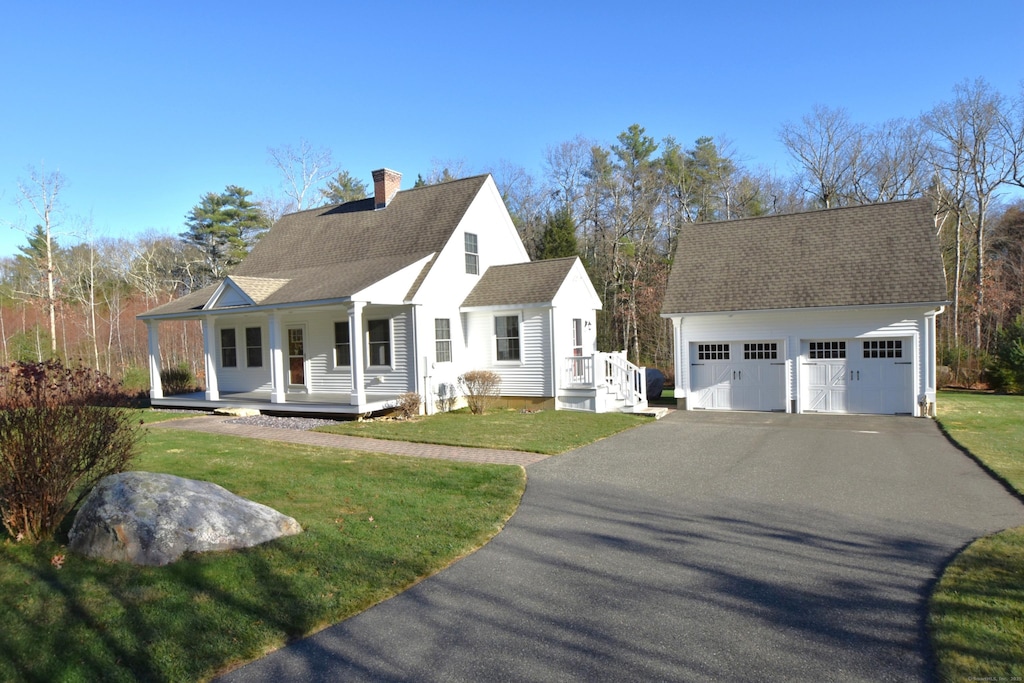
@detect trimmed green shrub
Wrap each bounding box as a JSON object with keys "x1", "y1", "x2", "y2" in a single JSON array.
[
  {"x1": 0, "y1": 360, "x2": 142, "y2": 542},
  {"x1": 160, "y1": 363, "x2": 198, "y2": 395}
]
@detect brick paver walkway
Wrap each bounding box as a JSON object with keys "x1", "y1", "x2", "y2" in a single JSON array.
[{"x1": 148, "y1": 415, "x2": 549, "y2": 466}]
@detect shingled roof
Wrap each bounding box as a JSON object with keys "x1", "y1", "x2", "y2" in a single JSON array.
[
  {"x1": 142, "y1": 175, "x2": 489, "y2": 317},
  {"x1": 462, "y1": 257, "x2": 579, "y2": 308},
  {"x1": 661, "y1": 199, "x2": 948, "y2": 315}
]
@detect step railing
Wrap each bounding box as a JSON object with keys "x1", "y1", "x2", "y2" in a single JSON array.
[{"x1": 563, "y1": 352, "x2": 647, "y2": 410}]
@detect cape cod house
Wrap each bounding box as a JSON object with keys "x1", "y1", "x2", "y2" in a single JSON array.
[
  {"x1": 661, "y1": 199, "x2": 948, "y2": 417},
  {"x1": 139, "y1": 170, "x2": 648, "y2": 415}
]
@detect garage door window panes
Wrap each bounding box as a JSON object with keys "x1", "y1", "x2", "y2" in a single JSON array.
[
  {"x1": 697, "y1": 343, "x2": 729, "y2": 360},
  {"x1": 863, "y1": 340, "x2": 902, "y2": 358},
  {"x1": 810, "y1": 341, "x2": 846, "y2": 359},
  {"x1": 744, "y1": 343, "x2": 778, "y2": 360}
]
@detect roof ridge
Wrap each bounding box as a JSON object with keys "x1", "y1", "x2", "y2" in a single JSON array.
[{"x1": 684, "y1": 197, "x2": 932, "y2": 231}]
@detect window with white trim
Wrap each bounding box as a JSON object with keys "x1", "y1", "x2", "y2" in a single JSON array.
[
  {"x1": 367, "y1": 319, "x2": 391, "y2": 366},
  {"x1": 810, "y1": 341, "x2": 846, "y2": 359},
  {"x1": 863, "y1": 339, "x2": 902, "y2": 358},
  {"x1": 334, "y1": 322, "x2": 351, "y2": 367},
  {"x1": 697, "y1": 343, "x2": 729, "y2": 360},
  {"x1": 435, "y1": 318, "x2": 452, "y2": 363},
  {"x1": 245, "y1": 327, "x2": 263, "y2": 367},
  {"x1": 220, "y1": 328, "x2": 237, "y2": 368},
  {"x1": 495, "y1": 315, "x2": 520, "y2": 361},
  {"x1": 743, "y1": 342, "x2": 778, "y2": 360},
  {"x1": 465, "y1": 233, "x2": 479, "y2": 274}
]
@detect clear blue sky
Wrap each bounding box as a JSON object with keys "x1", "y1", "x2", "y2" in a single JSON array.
[{"x1": 1, "y1": 0, "x2": 1021, "y2": 259}]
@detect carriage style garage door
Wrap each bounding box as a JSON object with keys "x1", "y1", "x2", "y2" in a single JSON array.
[
  {"x1": 690, "y1": 342, "x2": 786, "y2": 411},
  {"x1": 802, "y1": 339, "x2": 913, "y2": 414}
]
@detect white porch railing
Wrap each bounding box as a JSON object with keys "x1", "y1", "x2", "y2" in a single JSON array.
[{"x1": 564, "y1": 351, "x2": 647, "y2": 411}]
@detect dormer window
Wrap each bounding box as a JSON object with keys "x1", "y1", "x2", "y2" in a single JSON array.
[{"x1": 465, "y1": 233, "x2": 479, "y2": 274}]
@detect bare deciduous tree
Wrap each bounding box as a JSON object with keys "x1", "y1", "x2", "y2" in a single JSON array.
[
  {"x1": 926, "y1": 78, "x2": 1020, "y2": 347},
  {"x1": 15, "y1": 164, "x2": 65, "y2": 355},
  {"x1": 780, "y1": 105, "x2": 866, "y2": 208},
  {"x1": 267, "y1": 139, "x2": 339, "y2": 211}
]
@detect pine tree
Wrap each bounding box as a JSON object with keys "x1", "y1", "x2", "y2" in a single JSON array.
[
  {"x1": 181, "y1": 185, "x2": 270, "y2": 285},
  {"x1": 539, "y1": 208, "x2": 579, "y2": 260}
]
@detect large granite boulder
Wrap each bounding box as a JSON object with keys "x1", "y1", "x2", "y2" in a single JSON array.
[{"x1": 68, "y1": 472, "x2": 302, "y2": 566}]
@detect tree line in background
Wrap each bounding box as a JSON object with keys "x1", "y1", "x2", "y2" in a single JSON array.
[{"x1": 2, "y1": 77, "x2": 1023, "y2": 392}]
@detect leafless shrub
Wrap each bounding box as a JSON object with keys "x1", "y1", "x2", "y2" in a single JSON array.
[
  {"x1": 0, "y1": 360, "x2": 142, "y2": 542},
  {"x1": 395, "y1": 392, "x2": 422, "y2": 419},
  {"x1": 458, "y1": 370, "x2": 502, "y2": 415}
]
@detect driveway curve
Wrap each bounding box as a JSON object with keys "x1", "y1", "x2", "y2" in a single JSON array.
[{"x1": 217, "y1": 411, "x2": 1024, "y2": 682}]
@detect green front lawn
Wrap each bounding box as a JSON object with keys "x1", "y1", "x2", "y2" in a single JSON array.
[
  {"x1": 930, "y1": 390, "x2": 1024, "y2": 681},
  {"x1": 0, "y1": 426, "x2": 525, "y2": 682},
  {"x1": 315, "y1": 408, "x2": 651, "y2": 454}
]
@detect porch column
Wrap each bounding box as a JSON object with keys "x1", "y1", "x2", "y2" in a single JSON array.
[
  {"x1": 145, "y1": 320, "x2": 163, "y2": 400},
  {"x1": 201, "y1": 317, "x2": 220, "y2": 401},
  {"x1": 268, "y1": 312, "x2": 286, "y2": 404},
  {"x1": 673, "y1": 317, "x2": 687, "y2": 410},
  {"x1": 349, "y1": 302, "x2": 366, "y2": 407}
]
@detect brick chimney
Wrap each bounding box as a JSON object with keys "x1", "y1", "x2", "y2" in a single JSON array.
[{"x1": 372, "y1": 168, "x2": 401, "y2": 209}]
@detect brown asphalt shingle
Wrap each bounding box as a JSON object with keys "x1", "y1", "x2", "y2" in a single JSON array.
[
  {"x1": 142, "y1": 175, "x2": 489, "y2": 317},
  {"x1": 661, "y1": 199, "x2": 948, "y2": 315},
  {"x1": 462, "y1": 257, "x2": 578, "y2": 308}
]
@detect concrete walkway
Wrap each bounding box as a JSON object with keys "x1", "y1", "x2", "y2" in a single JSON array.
[
  {"x1": 148, "y1": 415, "x2": 549, "y2": 466},
  {"x1": 212, "y1": 410, "x2": 1024, "y2": 682}
]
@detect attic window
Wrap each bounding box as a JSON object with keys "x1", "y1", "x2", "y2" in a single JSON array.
[{"x1": 465, "y1": 233, "x2": 479, "y2": 274}]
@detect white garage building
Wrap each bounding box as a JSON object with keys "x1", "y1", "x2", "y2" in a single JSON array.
[{"x1": 661, "y1": 200, "x2": 948, "y2": 417}]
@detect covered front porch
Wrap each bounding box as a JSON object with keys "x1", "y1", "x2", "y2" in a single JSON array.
[{"x1": 150, "y1": 389, "x2": 404, "y2": 416}]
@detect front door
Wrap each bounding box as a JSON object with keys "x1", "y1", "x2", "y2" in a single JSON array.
[{"x1": 287, "y1": 327, "x2": 305, "y2": 387}]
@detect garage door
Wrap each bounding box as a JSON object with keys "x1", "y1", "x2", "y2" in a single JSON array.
[
  {"x1": 690, "y1": 342, "x2": 785, "y2": 411},
  {"x1": 802, "y1": 339, "x2": 913, "y2": 414}
]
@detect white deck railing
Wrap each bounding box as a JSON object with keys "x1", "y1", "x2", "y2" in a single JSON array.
[{"x1": 564, "y1": 351, "x2": 647, "y2": 409}]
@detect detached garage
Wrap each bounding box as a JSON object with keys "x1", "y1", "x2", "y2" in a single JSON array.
[{"x1": 661, "y1": 199, "x2": 948, "y2": 417}]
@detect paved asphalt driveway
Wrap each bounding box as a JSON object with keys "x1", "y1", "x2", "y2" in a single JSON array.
[{"x1": 218, "y1": 411, "x2": 1024, "y2": 682}]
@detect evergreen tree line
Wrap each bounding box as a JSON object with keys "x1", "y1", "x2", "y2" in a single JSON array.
[{"x1": 2, "y1": 78, "x2": 1023, "y2": 389}]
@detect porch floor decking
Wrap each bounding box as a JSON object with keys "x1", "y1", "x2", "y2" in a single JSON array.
[{"x1": 151, "y1": 390, "x2": 403, "y2": 416}]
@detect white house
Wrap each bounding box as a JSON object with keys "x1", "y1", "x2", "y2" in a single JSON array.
[
  {"x1": 139, "y1": 169, "x2": 647, "y2": 415},
  {"x1": 661, "y1": 199, "x2": 948, "y2": 417}
]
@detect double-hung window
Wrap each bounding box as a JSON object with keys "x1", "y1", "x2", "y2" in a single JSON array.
[
  {"x1": 465, "y1": 233, "x2": 479, "y2": 274},
  {"x1": 334, "y1": 322, "x2": 351, "y2": 367},
  {"x1": 220, "y1": 328, "x2": 237, "y2": 368},
  {"x1": 435, "y1": 318, "x2": 452, "y2": 363},
  {"x1": 495, "y1": 315, "x2": 520, "y2": 362},
  {"x1": 245, "y1": 327, "x2": 263, "y2": 367},
  {"x1": 368, "y1": 319, "x2": 391, "y2": 366}
]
